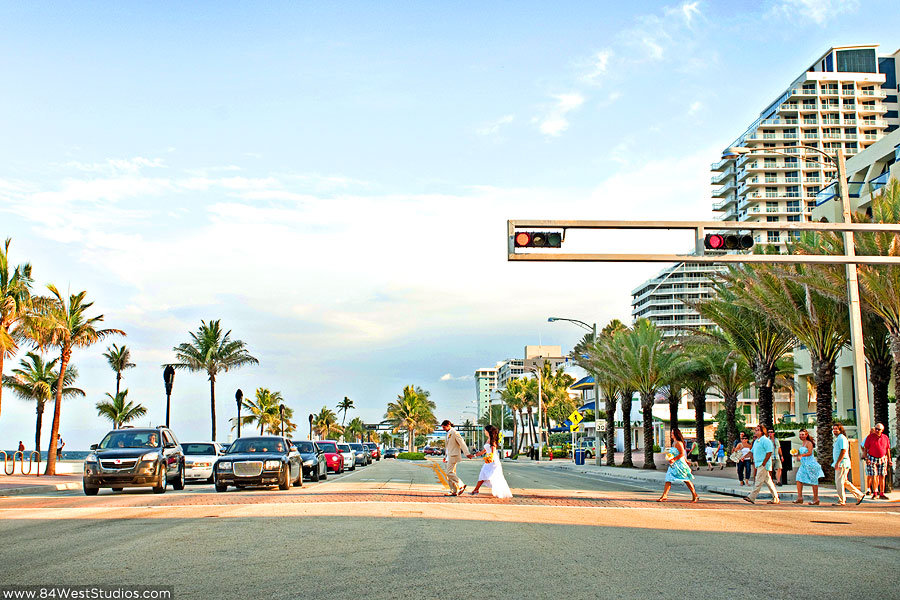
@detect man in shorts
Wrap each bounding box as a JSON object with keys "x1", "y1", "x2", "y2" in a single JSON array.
[{"x1": 863, "y1": 423, "x2": 891, "y2": 500}]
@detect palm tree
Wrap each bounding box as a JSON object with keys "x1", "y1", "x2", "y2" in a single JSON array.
[
  {"x1": 25, "y1": 286, "x2": 123, "y2": 475},
  {"x1": 313, "y1": 407, "x2": 343, "y2": 439},
  {"x1": 172, "y1": 319, "x2": 259, "y2": 440},
  {"x1": 337, "y1": 396, "x2": 355, "y2": 426},
  {"x1": 693, "y1": 333, "x2": 754, "y2": 455},
  {"x1": 726, "y1": 262, "x2": 849, "y2": 479},
  {"x1": 238, "y1": 388, "x2": 284, "y2": 435},
  {"x1": 863, "y1": 314, "x2": 892, "y2": 428},
  {"x1": 619, "y1": 386, "x2": 636, "y2": 467},
  {"x1": 539, "y1": 361, "x2": 575, "y2": 445},
  {"x1": 344, "y1": 416, "x2": 366, "y2": 443},
  {"x1": 2, "y1": 352, "x2": 84, "y2": 456},
  {"x1": 95, "y1": 390, "x2": 147, "y2": 429},
  {"x1": 694, "y1": 279, "x2": 795, "y2": 434},
  {"x1": 609, "y1": 319, "x2": 685, "y2": 470},
  {"x1": 680, "y1": 345, "x2": 715, "y2": 468},
  {"x1": 0, "y1": 238, "x2": 33, "y2": 421},
  {"x1": 499, "y1": 377, "x2": 529, "y2": 457},
  {"x1": 102, "y1": 343, "x2": 135, "y2": 397},
  {"x1": 384, "y1": 385, "x2": 436, "y2": 452}
]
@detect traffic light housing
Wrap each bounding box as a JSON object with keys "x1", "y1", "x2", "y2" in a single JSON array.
[
  {"x1": 514, "y1": 231, "x2": 563, "y2": 248},
  {"x1": 704, "y1": 233, "x2": 753, "y2": 251}
]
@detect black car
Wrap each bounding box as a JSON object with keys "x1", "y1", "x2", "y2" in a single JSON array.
[
  {"x1": 83, "y1": 426, "x2": 185, "y2": 495},
  {"x1": 383, "y1": 447, "x2": 400, "y2": 459},
  {"x1": 291, "y1": 440, "x2": 328, "y2": 481},
  {"x1": 215, "y1": 436, "x2": 301, "y2": 492}
]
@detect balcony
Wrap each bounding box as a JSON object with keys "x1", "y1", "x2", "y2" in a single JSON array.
[
  {"x1": 712, "y1": 196, "x2": 737, "y2": 210},
  {"x1": 712, "y1": 182, "x2": 735, "y2": 197},
  {"x1": 780, "y1": 103, "x2": 799, "y2": 111},
  {"x1": 710, "y1": 158, "x2": 731, "y2": 171},
  {"x1": 868, "y1": 172, "x2": 890, "y2": 193},
  {"x1": 802, "y1": 118, "x2": 818, "y2": 125},
  {"x1": 711, "y1": 169, "x2": 735, "y2": 184}
]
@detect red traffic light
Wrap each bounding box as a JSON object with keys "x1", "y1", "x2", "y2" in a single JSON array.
[
  {"x1": 704, "y1": 233, "x2": 753, "y2": 251},
  {"x1": 704, "y1": 234, "x2": 725, "y2": 250},
  {"x1": 515, "y1": 232, "x2": 532, "y2": 247},
  {"x1": 514, "y1": 231, "x2": 563, "y2": 248}
]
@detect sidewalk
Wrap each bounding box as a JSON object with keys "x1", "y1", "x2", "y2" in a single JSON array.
[
  {"x1": 512, "y1": 452, "x2": 899, "y2": 504},
  {"x1": 0, "y1": 461, "x2": 82, "y2": 496}
]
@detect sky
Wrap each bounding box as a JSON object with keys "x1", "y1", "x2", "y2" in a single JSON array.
[{"x1": 2, "y1": 0, "x2": 899, "y2": 450}]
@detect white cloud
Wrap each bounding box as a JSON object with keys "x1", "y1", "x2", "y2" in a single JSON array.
[
  {"x1": 440, "y1": 373, "x2": 472, "y2": 382},
  {"x1": 580, "y1": 49, "x2": 613, "y2": 85},
  {"x1": 770, "y1": 0, "x2": 859, "y2": 25},
  {"x1": 536, "y1": 93, "x2": 585, "y2": 137},
  {"x1": 688, "y1": 100, "x2": 703, "y2": 116},
  {"x1": 475, "y1": 114, "x2": 515, "y2": 138}
]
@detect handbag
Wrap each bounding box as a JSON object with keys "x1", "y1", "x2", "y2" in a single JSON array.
[{"x1": 729, "y1": 450, "x2": 744, "y2": 463}]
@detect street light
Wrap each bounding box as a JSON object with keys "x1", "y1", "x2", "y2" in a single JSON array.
[
  {"x1": 163, "y1": 365, "x2": 175, "y2": 428},
  {"x1": 308, "y1": 414, "x2": 314, "y2": 440},
  {"x1": 549, "y1": 316, "x2": 602, "y2": 465},
  {"x1": 280, "y1": 404, "x2": 285, "y2": 438},
  {"x1": 235, "y1": 389, "x2": 243, "y2": 439},
  {"x1": 724, "y1": 144, "x2": 871, "y2": 439}
]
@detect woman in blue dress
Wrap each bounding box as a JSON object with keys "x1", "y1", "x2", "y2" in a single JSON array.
[
  {"x1": 657, "y1": 428, "x2": 699, "y2": 502},
  {"x1": 794, "y1": 428, "x2": 824, "y2": 505}
]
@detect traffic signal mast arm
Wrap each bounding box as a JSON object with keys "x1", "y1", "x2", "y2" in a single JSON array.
[{"x1": 508, "y1": 220, "x2": 900, "y2": 264}]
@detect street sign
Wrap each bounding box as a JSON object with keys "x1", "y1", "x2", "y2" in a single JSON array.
[
  {"x1": 597, "y1": 422, "x2": 607, "y2": 432},
  {"x1": 568, "y1": 410, "x2": 583, "y2": 432}
]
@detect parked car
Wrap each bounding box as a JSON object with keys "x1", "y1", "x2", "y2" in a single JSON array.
[
  {"x1": 423, "y1": 446, "x2": 438, "y2": 456},
  {"x1": 348, "y1": 443, "x2": 371, "y2": 466},
  {"x1": 577, "y1": 437, "x2": 606, "y2": 459},
  {"x1": 182, "y1": 441, "x2": 223, "y2": 483},
  {"x1": 83, "y1": 426, "x2": 185, "y2": 495},
  {"x1": 218, "y1": 442, "x2": 231, "y2": 453},
  {"x1": 336, "y1": 443, "x2": 357, "y2": 471},
  {"x1": 292, "y1": 440, "x2": 328, "y2": 481},
  {"x1": 383, "y1": 447, "x2": 400, "y2": 459},
  {"x1": 314, "y1": 440, "x2": 345, "y2": 474},
  {"x1": 364, "y1": 442, "x2": 381, "y2": 461},
  {"x1": 215, "y1": 436, "x2": 301, "y2": 492}
]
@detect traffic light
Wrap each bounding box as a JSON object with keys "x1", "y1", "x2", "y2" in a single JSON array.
[
  {"x1": 514, "y1": 231, "x2": 563, "y2": 248},
  {"x1": 704, "y1": 233, "x2": 753, "y2": 251}
]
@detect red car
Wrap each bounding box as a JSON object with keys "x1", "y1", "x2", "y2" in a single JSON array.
[{"x1": 315, "y1": 441, "x2": 345, "y2": 474}]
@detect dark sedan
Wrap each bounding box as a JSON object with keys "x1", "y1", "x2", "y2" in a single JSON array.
[
  {"x1": 292, "y1": 440, "x2": 328, "y2": 481},
  {"x1": 364, "y1": 442, "x2": 381, "y2": 461},
  {"x1": 214, "y1": 436, "x2": 302, "y2": 491},
  {"x1": 83, "y1": 427, "x2": 185, "y2": 495},
  {"x1": 383, "y1": 447, "x2": 400, "y2": 459},
  {"x1": 348, "y1": 443, "x2": 371, "y2": 466}
]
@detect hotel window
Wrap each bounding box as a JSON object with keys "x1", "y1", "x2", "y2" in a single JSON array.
[
  {"x1": 836, "y1": 48, "x2": 877, "y2": 74},
  {"x1": 787, "y1": 215, "x2": 801, "y2": 222},
  {"x1": 767, "y1": 216, "x2": 778, "y2": 222},
  {"x1": 767, "y1": 231, "x2": 781, "y2": 243},
  {"x1": 842, "y1": 84, "x2": 855, "y2": 95}
]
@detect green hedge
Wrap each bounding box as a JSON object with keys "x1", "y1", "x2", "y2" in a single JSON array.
[{"x1": 397, "y1": 452, "x2": 426, "y2": 460}]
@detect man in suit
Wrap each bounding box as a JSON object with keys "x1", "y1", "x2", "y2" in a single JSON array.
[{"x1": 441, "y1": 419, "x2": 473, "y2": 496}]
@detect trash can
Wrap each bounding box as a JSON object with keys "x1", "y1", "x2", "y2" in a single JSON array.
[{"x1": 574, "y1": 448, "x2": 586, "y2": 466}]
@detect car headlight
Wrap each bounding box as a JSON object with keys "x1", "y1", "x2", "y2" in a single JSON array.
[
  {"x1": 264, "y1": 460, "x2": 281, "y2": 470},
  {"x1": 218, "y1": 461, "x2": 232, "y2": 471},
  {"x1": 85, "y1": 453, "x2": 97, "y2": 463},
  {"x1": 303, "y1": 459, "x2": 315, "y2": 466},
  {"x1": 141, "y1": 452, "x2": 159, "y2": 462}
]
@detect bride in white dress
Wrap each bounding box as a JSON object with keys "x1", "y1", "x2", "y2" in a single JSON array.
[{"x1": 470, "y1": 424, "x2": 513, "y2": 498}]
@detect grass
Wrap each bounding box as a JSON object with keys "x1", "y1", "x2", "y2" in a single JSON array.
[{"x1": 397, "y1": 452, "x2": 426, "y2": 460}]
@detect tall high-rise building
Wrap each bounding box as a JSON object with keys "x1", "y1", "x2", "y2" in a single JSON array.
[
  {"x1": 712, "y1": 45, "x2": 899, "y2": 251},
  {"x1": 630, "y1": 262, "x2": 724, "y2": 337},
  {"x1": 474, "y1": 367, "x2": 498, "y2": 420}
]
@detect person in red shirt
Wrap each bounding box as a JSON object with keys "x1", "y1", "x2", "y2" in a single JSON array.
[{"x1": 863, "y1": 423, "x2": 891, "y2": 499}]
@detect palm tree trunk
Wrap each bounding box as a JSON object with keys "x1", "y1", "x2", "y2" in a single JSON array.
[
  {"x1": 640, "y1": 393, "x2": 655, "y2": 469},
  {"x1": 621, "y1": 392, "x2": 634, "y2": 468},
  {"x1": 115, "y1": 371, "x2": 121, "y2": 397},
  {"x1": 518, "y1": 410, "x2": 528, "y2": 453},
  {"x1": 870, "y1": 357, "x2": 891, "y2": 428},
  {"x1": 209, "y1": 375, "x2": 217, "y2": 441},
  {"x1": 754, "y1": 362, "x2": 776, "y2": 432},
  {"x1": 605, "y1": 394, "x2": 617, "y2": 467},
  {"x1": 725, "y1": 392, "x2": 739, "y2": 465},
  {"x1": 693, "y1": 389, "x2": 707, "y2": 467},
  {"x1": 34, "y1": 402, "x2": 44, "y2": 458},
  {"x1": 812, "y1": 356, "x2": 835, "y2": 481},
  {"x1": 891, "y1": 332, "x2": 900, "y2": 486},
  {"x1": 668, "y1": 396, "x2": 679, "y2": 431},
  {"x1": 45, "y1": 348, "x2": 70, "y2": 476},
  {"x1": 408, "y1": 427, "x2": 414, "y2": 452},
  {"x1": 526, "y1": 408, "x2": 537, "y2": 449}
]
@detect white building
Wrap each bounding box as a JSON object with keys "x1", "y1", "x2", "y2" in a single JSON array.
[
  {"x1": 712, "y1": 44, "x2": 899, "y2": 252},
  {"x1": 630, "y1": 262, "x2": 725, "y2": 337},
  {"x1": 473, "y1": 367, "x2": 498, "y2": 421}
]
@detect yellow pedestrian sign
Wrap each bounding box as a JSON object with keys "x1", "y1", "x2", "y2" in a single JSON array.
[{"x1": 568, "y1": 410, "x2": 583, "y2": 432}]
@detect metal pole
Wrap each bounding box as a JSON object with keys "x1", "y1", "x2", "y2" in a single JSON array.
[
  {"x1": 836, "y1": 149, "x2": 872, "y2": 447},
  {"x1": 591, "y1": 322, "x2": 602, "y2": 466},
  {"x1": 537, "y1": 369, "x2": 543, "y2": 461},
  {"x1": 235, "y1": 389, "x2": 243, "y2": 439}
]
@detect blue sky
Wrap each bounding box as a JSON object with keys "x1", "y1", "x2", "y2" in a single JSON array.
[{"x1": 2, "y1": 1, "x2": 898, "y2": 449}]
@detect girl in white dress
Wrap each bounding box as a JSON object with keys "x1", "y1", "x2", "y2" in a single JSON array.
[{"x1": 470, "y1": 425, "x2": 513, "y2": 498}]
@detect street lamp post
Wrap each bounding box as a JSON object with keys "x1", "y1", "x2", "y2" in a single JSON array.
[
  {"x1": 235, "y1": 389, "x2": 243, "y2": 439},
  {"x1": 280, "y1": 404, "x2": 285, "y2": 438},
  {"x1": 725, "y1": 144, "x2": 871, "y2": 439},
  {"x1": 163, "y1": 365, "x2": 175, "y2": 428},
  {"x1": 549, "y1": 317, "x2": 601, "y2": 465},
  {"x1": 308, "y1": 414, "x2": 314, "y2": 440}
]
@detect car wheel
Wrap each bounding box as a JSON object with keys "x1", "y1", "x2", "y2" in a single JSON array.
[
  {"x1": 206, "y1": 474, "x2": 215, "y2": 484},
  {"x1": 214, "y1": 479, "x2": 228, "y2": 493},
  {"x1": 310, "y1": 466, "x2": 320, "y2": 482},
  {"x1": 279, "y1": 465, "x2": 291, "y2": 490},
  {"x1": 320, "y1": 464, "x2": 327, "y2": 480},
  {"x1": 83, "y1": 484, "x2": 99, "y2": 496},
  {"x1": 293, "y1": 468, "x2": 303, "y2": 487},
  {"x1": 152, "y1": 465, "x2": 167, "y2": 494},
  {"x1": 172, "y1": 463, "x2": 186, "y2": 490}
]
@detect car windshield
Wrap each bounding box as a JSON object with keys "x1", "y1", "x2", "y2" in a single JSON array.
[
  {"x1": 365, "y1": 443, "x2": 376, "y2": 448},
  {"x1": 317, "y1": 442, "x2": 338, "y2": 453},
  {"x1": 99, "y1": 430, "x2": 160, "y2": 449},
  {"x1": 337, "y1": 444, "x2": 351, "y2": 451},
  {"x1": 228, "y1": 438, "x2": 285, "y2": 454},
  {"x1": 349, "y1": 444, "x2": 365, "y2": 451},
  {"x1": 292, "y1": 442, "x2": 316, "y2": 453},
  {"x1": 182, "y1": 443, "x2": 216, "y2": 455}
]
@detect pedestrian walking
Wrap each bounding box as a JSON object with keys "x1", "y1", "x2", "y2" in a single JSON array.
[
  {"x1": 470, "y1": 424, "x2": 512, "y2": 498},
  {"x1": 705, "y1": 442, "x2": 716, "y2": 471},
  {"x1": 793, "y1": 428, "x2": 824, "y2": 505},
  {"x1": 862, "y1": 423, "x2": 891, "y2": 500},
  {"x1": 743, "y1": 424, "x2": 779, "y2": 504},
  {"x1": 767, "y1": 429, "x2": 783, "y2": 486},
  {"x1": 832, "y1": 423, "x2": 864, "y2": 506},
  {"x1": 441, "y1": 419, "x2": 473, "y2": 496},
  {"x1": 56, "y1": 436, "x2": 65, "y2": 461},
  {"x1": 688, "y1": 440, "x2": 700, "y2": 470},
  {"x1": 716, "y1": 441, "x2": 725, "y2": 470},
  {"x1": 733, "y1": 432, "x2": 753, "y2": 485},
  {"x1": 17, "y1": 441, "x2": 25, "y2": 453},
  {"x1": 657, "y1": 428, "x2": 699, "y2": 503}
]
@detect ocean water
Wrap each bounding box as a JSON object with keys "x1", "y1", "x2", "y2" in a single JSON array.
[{"x1": 1, "y1": 450, "x2": 90, "y2": 460}]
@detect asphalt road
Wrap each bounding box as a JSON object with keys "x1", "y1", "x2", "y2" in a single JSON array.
[{"x1": 1, "y1": 458, "x2": 898, "y2": 600}]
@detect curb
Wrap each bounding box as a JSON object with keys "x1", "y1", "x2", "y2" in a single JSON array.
[{"x1": 0, "y1": 482, "x2": 81, "y2": 497}]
